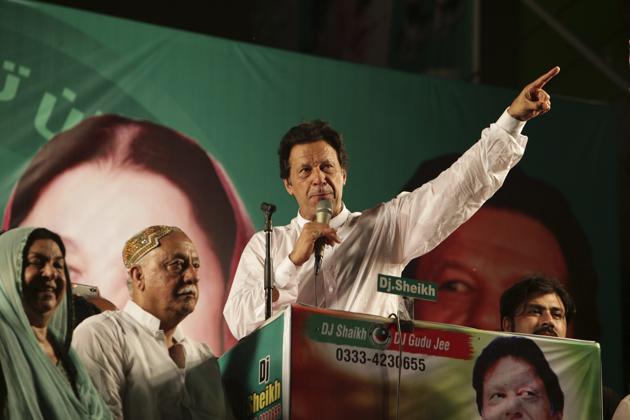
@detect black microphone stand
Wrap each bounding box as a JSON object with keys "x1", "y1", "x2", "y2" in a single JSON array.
[{"x1": 261, "y1": 202, "x2": 276, "y2": 320}]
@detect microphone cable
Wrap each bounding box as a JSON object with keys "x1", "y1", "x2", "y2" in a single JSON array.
[
  {"x1": 388, "y1": 313, "x2": 403, "y2": 420},
  {"x1": 314, "y1": 269, "x2": 319, "y2": 307}
]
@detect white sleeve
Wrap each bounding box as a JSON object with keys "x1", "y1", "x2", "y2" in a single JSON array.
[
  {"x1": 378, "y1": 109, "x2": 528, "y2": 264},
  {"x1": 72, "y1": 316, "x2": 126, "y2": 420},
  {"x1": 613, "y1": 395, "x2": 630, "y2": 420},
  {"x1": 223, "y1": 233, "x2": 298, "y2": 340}
]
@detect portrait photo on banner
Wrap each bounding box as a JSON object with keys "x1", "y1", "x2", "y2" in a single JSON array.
[
  {"x1": 3, "y1": 115, "x2": 254, "y2": 353},
  {"x1": 401, "y1": 154, "x2": 600, "y2": 342}
]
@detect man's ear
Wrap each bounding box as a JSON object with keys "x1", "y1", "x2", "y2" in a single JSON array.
[
  {"x1": 501, "y1": 317, "x2": 513, "y2": 332},
  {"x1": 342, "y1": 169, "x2": 347, "y2": 185},
  {"x1": 129, "y1": 265, "x2": 145, "y2": 291},
  {"x1": 283, "y1": 178, "x2": 293, "y2": 196}
]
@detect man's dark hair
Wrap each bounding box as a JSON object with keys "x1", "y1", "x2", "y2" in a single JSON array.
[
  {"x1": 500, "y1": 276, "x2": 576, "y2": 327},
  {"x1": 472, "y1": 336, "x2": 564, "y2": 416},
  {"x1": 401, "y1": 154, "x2": 599, "y2": 341},
  {"x1": 278, "y1": 119, "x2": 348, "y2": 179}
]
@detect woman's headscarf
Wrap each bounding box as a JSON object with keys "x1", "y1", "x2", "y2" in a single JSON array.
[{"x1": 0, "y1": 227, "x2": 112, "y2": 419}]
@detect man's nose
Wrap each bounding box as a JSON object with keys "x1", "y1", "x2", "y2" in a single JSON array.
[
  {"x1": 540, "y1": 309, "x2": 554, "y2": 324},
  {"x1": 311, "y1": 167, "x2": 327, "y2": 184},
  {"x1": 182, "y1": 263, "x2": 199, "y2": 284},
  {"x1": 503, "y1": 395, "x2": 524, "y2": 418}
]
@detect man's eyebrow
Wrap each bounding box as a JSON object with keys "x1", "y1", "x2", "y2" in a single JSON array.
[
  {"x1": 516, "y1": 302, "x2": 543, "y2": 315},
  {"x1": 168, "y1": 252, "x2": 199, "y2": 261},
  {"x1": 524, "y1": 302, "x2": 565, "y2": 314}
]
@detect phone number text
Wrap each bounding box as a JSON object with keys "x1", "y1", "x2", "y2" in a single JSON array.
[{"x1": 334, "y1": 347, "x2": 426, "y2": 371}]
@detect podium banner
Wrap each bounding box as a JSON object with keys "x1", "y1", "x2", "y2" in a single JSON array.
[
  {"x1": 221, "y1": 305, "x2": 602, "y2": 419},
  {"x1": 220, "y1": 313, "x2": 288, "y2": 419}
]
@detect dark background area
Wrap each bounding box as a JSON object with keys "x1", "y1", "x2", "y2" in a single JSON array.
[
  {"x1": 36, "y1": 0, "x2": 629, "y2": 101},
  {"x1": 35, "y1": 0, "x2": 630, "y2": 394}
]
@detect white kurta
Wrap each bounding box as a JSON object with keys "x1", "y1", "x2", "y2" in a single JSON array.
[
  {"x1": 72, "y1": 301, "x2": 232, "y2": 420},
  {"x1": 224, "y1": 110, "x2": 527, "y2": 339},
  {"x1": 613, "y1": 395, "x2": 630, "y2": 420}
]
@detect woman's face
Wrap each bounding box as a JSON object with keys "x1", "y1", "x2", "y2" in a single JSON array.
[
  {"x1": 22, "y1": 238, "x2": 67, "y2": 317},
  {"x1": 21, "y1": 163, "x2": 227, "y2": 352}
]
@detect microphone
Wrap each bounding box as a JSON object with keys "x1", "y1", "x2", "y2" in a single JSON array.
[
  {"x1": 260, "y1": 202, "x2": 277, "y2": 320},
  {"x1": 260, "y1": 202, "x2": 277, "y2": 215},
  {"x1": 314, "y1": 199, "x2": 332, "y2": 276}
]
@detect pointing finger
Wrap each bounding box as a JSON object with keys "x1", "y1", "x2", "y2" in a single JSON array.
[{"x1": 532, "y1": 66, "x2": 560, "y2": 89}]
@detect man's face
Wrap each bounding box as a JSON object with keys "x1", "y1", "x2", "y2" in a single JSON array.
[
  {"x1": 411, "y1": 207, "x2": 568, "y2": 331},
  {"x1": 481, "y1": 356, "x2": 561, "y2": 420},
  {"x1": 503, "y1": 293, "x2": 567, "y2": 338},
  {"x1": 283, "y1": 140, "x2": 347, "y2": 220},
  {"x1": 22, "y1": 238, "x2": 67, "y2": 317},
  {"x1": 20, "y1": 164, "x2": 226, "y2": 350},
  {"x1": 135, "y1": 230, "x2": 200, "y2": 324}
]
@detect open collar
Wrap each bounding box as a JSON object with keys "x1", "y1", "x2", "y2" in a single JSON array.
[
  {"x1": 296, "y1": 203, "x2": 350, "y2": 230},
  {"x1": 124, "y1": 300, "x2": 186, "y2": 343}
]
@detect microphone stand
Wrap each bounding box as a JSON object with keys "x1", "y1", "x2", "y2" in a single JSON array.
[{"x1": 261, "y1": 202, "x2": 276, "y2": 320}]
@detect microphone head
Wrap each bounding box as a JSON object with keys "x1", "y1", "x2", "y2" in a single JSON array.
[
  {"x1": 260, "y1": 202, "x2": 277, "y2": 214},
  {"x1": 315, "y1": 199, "x2": 333, "y2": 224}
]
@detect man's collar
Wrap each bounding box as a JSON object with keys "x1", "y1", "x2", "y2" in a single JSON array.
[
  {"x1": 124, "y1": 300, "x2": 186, "y2": 342},
  {"x1": 296, "y1": 203, "x2": 350, "y2": 230}
]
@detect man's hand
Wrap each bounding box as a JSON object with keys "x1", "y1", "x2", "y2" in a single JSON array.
[
  {"x1": 289, "y1": 222, "x2": 341, "y2": 266},
  {"x1": 508, "y1": 66, "x2": 560, "y2": 121}
]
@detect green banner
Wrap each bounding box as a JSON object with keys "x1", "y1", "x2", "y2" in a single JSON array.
[{"x1": 220, "y1": 314, "x2": 286, "y2": 419}]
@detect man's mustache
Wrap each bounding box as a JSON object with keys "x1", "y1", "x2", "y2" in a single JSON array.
[
  {"x1": 176, "y1": 285, "x2": 198, "y2": 296},
  {"x1": 534, "y1": 324, "x2": 558, "y2": 336},
  {"x1": 309, "y1": 187, "x2": 334, "y2": 197}
]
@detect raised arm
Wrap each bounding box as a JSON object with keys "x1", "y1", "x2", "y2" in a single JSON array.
[{"x1": 386, "y1": 67, "x2": 561, "y2": 263}]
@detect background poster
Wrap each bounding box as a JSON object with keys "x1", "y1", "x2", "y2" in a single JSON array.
[{"x1": 0, "y1": 0, "x2": 621, "y2": 391}]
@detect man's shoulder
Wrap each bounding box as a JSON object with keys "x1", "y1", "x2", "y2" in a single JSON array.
[
  {"x1": 248, "y1": 219, "x2": 299, "y2": 243},
  {"x1": 272, "y1": 218, "x2": 299, "y2": 234},
  {"x1": 182, "y1": 336, "x2": 216, "y2": 359},
  {"x1": 73, "y1": 310, "x2": 127, "y2": 342}
]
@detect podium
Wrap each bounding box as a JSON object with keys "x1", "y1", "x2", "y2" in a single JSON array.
[{"x1": 219, "y1": 305, "x2": 602, "y2": 419}]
